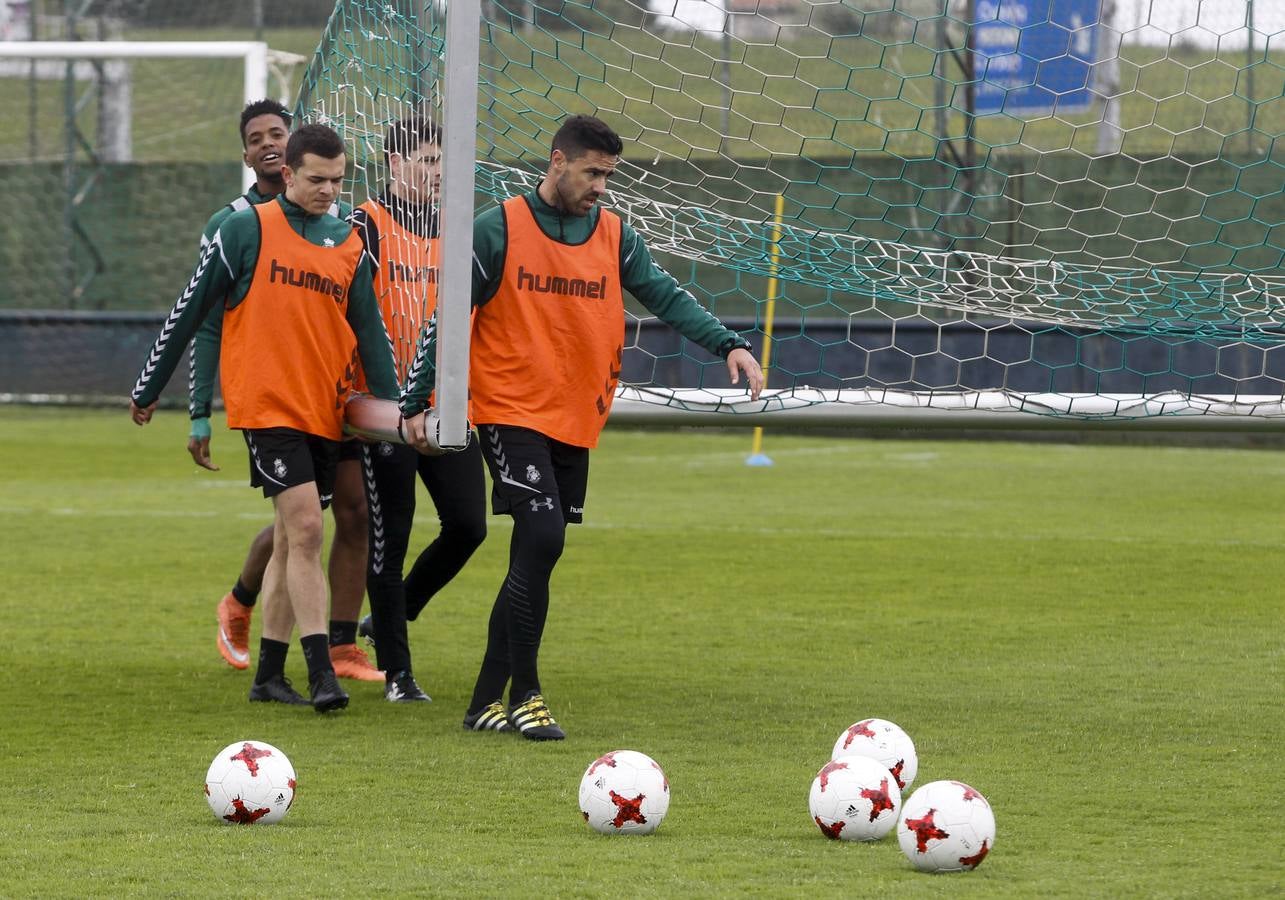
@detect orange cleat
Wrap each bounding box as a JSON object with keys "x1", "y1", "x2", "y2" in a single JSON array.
[
  {"x1": 216, "y1": 593, "x2": 253, "y2": 670},
  {"x1": 329, "y1": 642, "x2": 384, "y2": 682}
]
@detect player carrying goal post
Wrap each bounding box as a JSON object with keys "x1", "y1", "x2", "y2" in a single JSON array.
[
  {"x1": 130, "y1": 124, "x2": 400, "y2": 714},
  {"x1": 400, "y1": 114, "x2": 764, "y2": 740},
  {"x1": 348, "y1": 116, "x2": 488, "y2": 704}
]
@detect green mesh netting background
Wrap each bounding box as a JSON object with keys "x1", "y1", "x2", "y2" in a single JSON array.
[
  {"x1": 293, "y1": 0, "x2": 1285, "y2": 420},
  {"x1": 4, "y1": 0, "x2": 1285, "y2": 419}
]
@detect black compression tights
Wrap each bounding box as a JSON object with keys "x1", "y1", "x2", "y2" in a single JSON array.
[{"x1": 469, "y1": 503, "x2": 566, "y2": 711}]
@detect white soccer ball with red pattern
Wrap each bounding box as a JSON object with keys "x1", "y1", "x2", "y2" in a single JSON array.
[
  {"x1": 808, "y1": 754, "x2": 902, "y2": 841},
  {"x1": 831, "y1": 718, "x2": 918, "y2": 791},
  {"x1": 204, "y1": 740, "x2": 296, "y2": 825},
  {"x1": 578, "y1": 750, "x2": 670, "y2": 835},
  {"x1": 897, "y1": 780, "x2": 996, "y2": 872}
]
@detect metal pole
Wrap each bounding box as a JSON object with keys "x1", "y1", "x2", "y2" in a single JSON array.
[
  {"x1": 720, "y1": 12, "x2": 731, "y2": 156},
  {"x1": 746, "y1": 193, "x2": 784, "y2": 467},
  {"x1": 482, "y1": 0, "x2": 495, "y2": 160},
  {"x1": 934, "y1": 6, "x2": 946, "y2": 154},
  {"x1": 1246, "y1": 0, "x2": 1255, "y2": 155},
  {"x1": 434, "y1": 0, "x2": 481, "y2": 450},
  {"x1": 961, "y1": 0, "x2": 976, "y2": 244},
  {"x1": 1095, "y1": 0, "x2": 1122, "y2": 155},
  {"x1": 62, "y1": 0, "x2": 80, "y2": 308},
  {"x1": 98, "y1": 14, "x2": 130, "y2": 163},
  {"x1": 27, "y1": 0, "x2": 37, "y2": 159},
  {"x1": 242, "y1": 42, "x2": 268, "y2": 192}
]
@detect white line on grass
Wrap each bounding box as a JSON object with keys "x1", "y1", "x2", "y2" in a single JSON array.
[
  {"x1": 612, "y1": 446, "x2": 940, "y2": 467},
  {"x1": 0, "y1": 505, "x2": 267, "y2": 521},
  {"x1": 1, "y1": 504, "x2": 1272, "y2": 550}
]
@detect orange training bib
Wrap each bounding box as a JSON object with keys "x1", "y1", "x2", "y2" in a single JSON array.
[
  {"x1": 469, "y1": 197, "x2": 624, "y2": 448},
  {"x1": 221, "y1": 200, "x2": 363, "y2": 439}
]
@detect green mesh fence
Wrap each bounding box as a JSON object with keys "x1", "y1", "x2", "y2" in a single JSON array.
[
  {"x1": 0, "y1": 1, "x2": 330, "y2": 313},
  {"x1": 17, "y1": 0, "x2": 1283, "y2": 422}
]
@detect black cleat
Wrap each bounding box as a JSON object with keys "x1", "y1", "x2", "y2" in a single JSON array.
[
  {"x1": 248, "y1": 674, "x2": 309, "y2": 706},
  {"x1": 357, "y1": 614, "x2": 375, "y2": 648},
  {"x1": 462, "y1": 700, "x2": 513, "y2": 732},
  {"x1": 508, "y1": 691, "x2": 565, "y2": 741},
  {"x1": 385, "y1": 670, "x2": 431, "y2": 703},
  {"x1": 308, "y1": 669, "x2": 349, "y2": 713}
]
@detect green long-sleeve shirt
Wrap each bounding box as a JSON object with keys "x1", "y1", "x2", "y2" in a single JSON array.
[
  {"x1": 399, "y1": 187, "x2": 752, "y2": 416},
  {"x1": 198, "y1": 183, "x2": 273, "y2": 250},
  {"x1": 131, "y1": 194, "x2": 397, "y2": 415}
]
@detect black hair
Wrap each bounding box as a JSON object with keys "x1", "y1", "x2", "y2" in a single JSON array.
[
  {"x1": 239, "y1": 99, "x2": 292, "y2": 147},
  {"x1": 384, "y1": 115, "x2": 442, "y2": 167},
  {"x1": 551, "y1": 114, "x2": 623, "y2": 161},
  {"x1": 285, "y1": 123, "x2": 346, "y2": 170}
]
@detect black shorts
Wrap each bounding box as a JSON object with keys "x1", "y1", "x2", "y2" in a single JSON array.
[
  {"x1": 478, "y1": 424, "x2": 589, "y2": 524},
  {"x1": 243, "y1": 427, "x2": 341, "y2": 508},
  {"x1": 338, "y1": 438, "x2": 365, "y2": 463}
]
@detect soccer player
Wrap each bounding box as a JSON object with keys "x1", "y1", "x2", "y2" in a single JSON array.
[
  {"x1": 189, "y1": 100, "x2": 382, "y2": 684},
  {"x1": 347, "y1": 116, "x2": 487, "y2": 703},
  {"x1": 130, "y1": 124, "x2": 400, "y2": 713},
  {"x1": 401, "y1": 114, "x2": 764, "y2": 739}
]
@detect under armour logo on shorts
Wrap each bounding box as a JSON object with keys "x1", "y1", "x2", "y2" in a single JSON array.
[{"x1": 530, "y1": 497, "x2": 555, "y2": 512}]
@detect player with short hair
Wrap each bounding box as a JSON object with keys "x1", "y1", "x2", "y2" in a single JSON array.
[
  {"x1": 347, "y1": 115, "x2": 487, "y2": 703},
  {"x1": 131, "y1": 123, "x2": 400, "y2": 713},
  {"x1": 190, "y1": 99, "x2": 382, "y2": 685},
  {"x1": 402, "y1": 114, "x2": 763, "y2": 739}
]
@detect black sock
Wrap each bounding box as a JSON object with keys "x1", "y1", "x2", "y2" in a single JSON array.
[
  {"x1": 469, "y1": 587, "x2": 511, "y2": 714},
  {"x1": 509, "y1": 679, "x2": 540, "y2": 710},
  {"x1": 301, "y1": 633, "x2": 332, "y2": 681},
  {"x1": 231, "y1": 578, "x2": 258, "y2": 608},
  {"x1": 469, "y1": 657, "x2": 509, "y2": 715},
  {"x1": 253, "y1": 638, "x2": 288, "y2": 684},
  {"x1": 328, "y1": 620, "x2": 357, "y2": 647}
]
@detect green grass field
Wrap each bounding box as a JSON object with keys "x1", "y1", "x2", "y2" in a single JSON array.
[{"x1": 1, "y1": 406, "x2": 1281, "y2": 897}]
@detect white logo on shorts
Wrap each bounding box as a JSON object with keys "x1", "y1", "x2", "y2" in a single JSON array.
[
  {"x1": 273, "y1": 458, "x2": 288, "y2": 478},
  {"x1": 525, "y1": 464, "x2": 541, "y2": 484},
  {"x1": 323, "y1": 237, "x2": 335, "y2": 248},
  {"x1": 530, "y1": 497, "x2": 554, "y2": 512}
]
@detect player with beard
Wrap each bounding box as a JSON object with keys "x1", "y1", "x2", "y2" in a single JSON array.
[
  {"x1": 189, "y1": 100, "x2": 382, "y2": 685},
  {"x1": 401, "y1": 114, "x2": 763, "y2": 739}
]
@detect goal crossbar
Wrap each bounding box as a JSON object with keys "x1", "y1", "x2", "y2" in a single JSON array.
[
  {"x1": 610, "y1": 388, "x2": 1285, "y2": 431},
  {"x1": 0, "y1": 41, "x2": 304, "y2": 191}
]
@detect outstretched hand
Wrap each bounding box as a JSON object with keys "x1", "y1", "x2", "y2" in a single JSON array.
[
  {"x1": 129, "y1": 400, "x2": 156, "y2": 426},
  {"x1": 727, "y1": 347, "x2": 765, "y2": 401}
]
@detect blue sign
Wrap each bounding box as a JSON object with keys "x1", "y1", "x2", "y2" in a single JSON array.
[{"x1": 973, "y1": 0, "x2": 1100, "y2": 115}]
